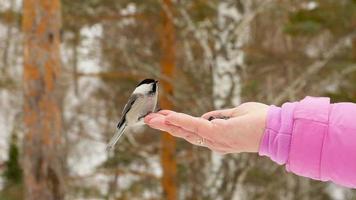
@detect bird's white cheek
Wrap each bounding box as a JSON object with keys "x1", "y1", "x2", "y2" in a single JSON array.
[{"x1": 133, "y1": 84, "x2": 152, "y2": 94}]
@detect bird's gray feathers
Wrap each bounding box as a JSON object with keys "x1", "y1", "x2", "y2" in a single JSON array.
[
  {"x1": 107, "y1": 82, "x2": 157, "y2": 151},
  {"x1": 117, "y1": 93, "x2": 143, "y2": 128},
  {"x1": 106, "y1": 124, "x2": 127, "y2": 151},
  {"x1": 122, "y1": 93, "x2": 142, "y2": 115}
]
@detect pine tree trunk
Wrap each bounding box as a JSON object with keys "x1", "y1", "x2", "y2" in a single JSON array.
[
  {"x1": 159, "y1": 0, "x2": 177, "y2": 199},
  {"x1": 353, "y1": 37, "x2": 356, "y2": 60},
  {"x1": 22, "y1": 0, "x2": 64, "y2": 199}
]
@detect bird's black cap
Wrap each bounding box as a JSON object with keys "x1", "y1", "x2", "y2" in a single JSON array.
[{"x1": 137, "y1": 79, "x2": 158, "y2": 86}]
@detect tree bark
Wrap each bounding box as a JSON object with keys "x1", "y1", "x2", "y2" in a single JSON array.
[
  {"x1": 22, "y1": 0, "x2": 64, "y2": 199},
  {"x1": 159, "y1": 0, "x2": 177, "y2": 199},
  {"x1": 353, "y1": 37, "x2": 356, "y2": 60}
]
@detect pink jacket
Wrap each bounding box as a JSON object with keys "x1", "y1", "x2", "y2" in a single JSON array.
[{"x1": 259, "y1": 96, "x2": 356, "y2": 188}]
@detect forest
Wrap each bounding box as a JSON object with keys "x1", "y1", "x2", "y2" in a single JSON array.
[{"x1": 0, "y1": 0, "x2": 356, "y2": 199}]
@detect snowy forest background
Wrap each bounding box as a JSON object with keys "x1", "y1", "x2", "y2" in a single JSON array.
[{"x1": 0, "y1": 0, "x2": 356, "y2": 199}]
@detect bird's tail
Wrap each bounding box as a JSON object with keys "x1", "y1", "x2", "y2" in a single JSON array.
[{"x1": 106, "y1": 123, "x2": 127, "y2": 151}]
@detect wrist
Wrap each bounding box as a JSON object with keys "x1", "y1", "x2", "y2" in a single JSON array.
[{"x1": 242, "y1": 104, "x2": 269, "y2": 153}]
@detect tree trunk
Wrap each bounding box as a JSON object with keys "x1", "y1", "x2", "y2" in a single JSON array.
[
  {"x1": 159, "y1": 0, "x2": 177, "y2": 199},
  {"x1": 353, "y1": 37, "x2": 356, "y2": 60},
  {"x1": 22, "y1": 0, "x2": 64, "y2": 199}
]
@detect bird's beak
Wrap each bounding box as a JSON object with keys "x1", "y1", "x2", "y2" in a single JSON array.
[{"x1": 155, "y1": 80, "x2": 159, "y2": 84}]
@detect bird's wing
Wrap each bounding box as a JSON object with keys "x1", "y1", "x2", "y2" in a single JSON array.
[
  {"x1": 117, "y1": 93, "x2": 143, "y2": 128},
  {"x1": 107, "y1": 123, "x2": 127, "y2": 151}
]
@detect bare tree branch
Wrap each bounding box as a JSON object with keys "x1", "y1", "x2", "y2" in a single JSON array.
[{"x1": 273, "y1": 32, "x2": 356, "y2": 105}]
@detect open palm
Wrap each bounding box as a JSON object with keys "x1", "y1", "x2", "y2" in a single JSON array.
[{"x1": 144, "y1": 102, "x2": 269, "y2": 154}]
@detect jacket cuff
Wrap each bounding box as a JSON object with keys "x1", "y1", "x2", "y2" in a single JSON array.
[
  {"x1": 259, "y1": 103, "x2": 297, "y2": 165},
  {"x1": 285, "y1": 97, "x2": 330, "y2": 179}
]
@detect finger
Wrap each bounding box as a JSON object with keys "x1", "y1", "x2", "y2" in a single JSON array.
[
  {"x1": 165, "y1": 112, "x2": 213, "y2": 134},
  {"x1": 147, "y1": 114, "x2": 231, "y2": 153},
  {"x1": 182, "y1": 133, "x2": 227, "y2": 152},
  {"x1": 165, "y1": 124, "x2": 194, "y2": 138},
  {"x1": 144, "y1": 113, "x2": 165, "y2": 124},
  {"x1": 158, "y1": 110, "x2": 176, "y2": 116},
  {"x1": 146, "y1": 115, "x2": 170, "y2": 131},
  {"x1": 201, "y1": 109, "x2": 234, "y2": 120},
  {"x1": 148, "y1": 117, "x2": 222, "y2": 150},
  {"x1": 149, "y1": 116, "x2": 230, "y2": 152},
  {"x1": 147, "y1": 116, "x2": 192, "y2": 138},
  {"x1": 210, "y1": 118, "x2": 231, "y2": 125},
  {"x1": 177, "y1": 131, "x2": 228, "y2": 153},
  {"x1": 184, "y1": 133, "x2": 210, "y2": 146},
  {"x1": 149, "y1": 116, "x2": 212, "y2": 145}
]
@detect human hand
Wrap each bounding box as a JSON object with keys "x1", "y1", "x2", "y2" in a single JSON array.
[{"x1": 144, "y1": 102, "x2": 269, "y2": 154}]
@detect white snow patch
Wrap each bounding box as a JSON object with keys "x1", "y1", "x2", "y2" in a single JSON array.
[
  {"x1": 120, "y1": 3, "x2": 136, "y2": 15},
  {"x1": 68, "y1": 139, "x2": 108, "y2": 176},
  {"x1": 79, "y1": 24, "x2": 103, "y2": 73},
  {"x1": 303, "y1": 1, "x2": 319, "y2": 10}
]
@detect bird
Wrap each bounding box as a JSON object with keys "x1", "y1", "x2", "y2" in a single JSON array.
[{"x1": 106, "y1": 79, "x2": 159, "y2": 151}]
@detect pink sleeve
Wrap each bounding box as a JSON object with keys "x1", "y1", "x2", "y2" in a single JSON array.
[{"x1": 259, "y1": 96, "x2": 356, "y2": 188}]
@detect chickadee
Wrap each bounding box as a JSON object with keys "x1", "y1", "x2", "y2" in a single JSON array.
[{"x1": 106, "y1": 79, "x2": 159, "y2": 151}]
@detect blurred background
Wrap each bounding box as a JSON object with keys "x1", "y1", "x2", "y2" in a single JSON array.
[{"x1": 0, "y1": 0, "x2": 356, "y2": 199}]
